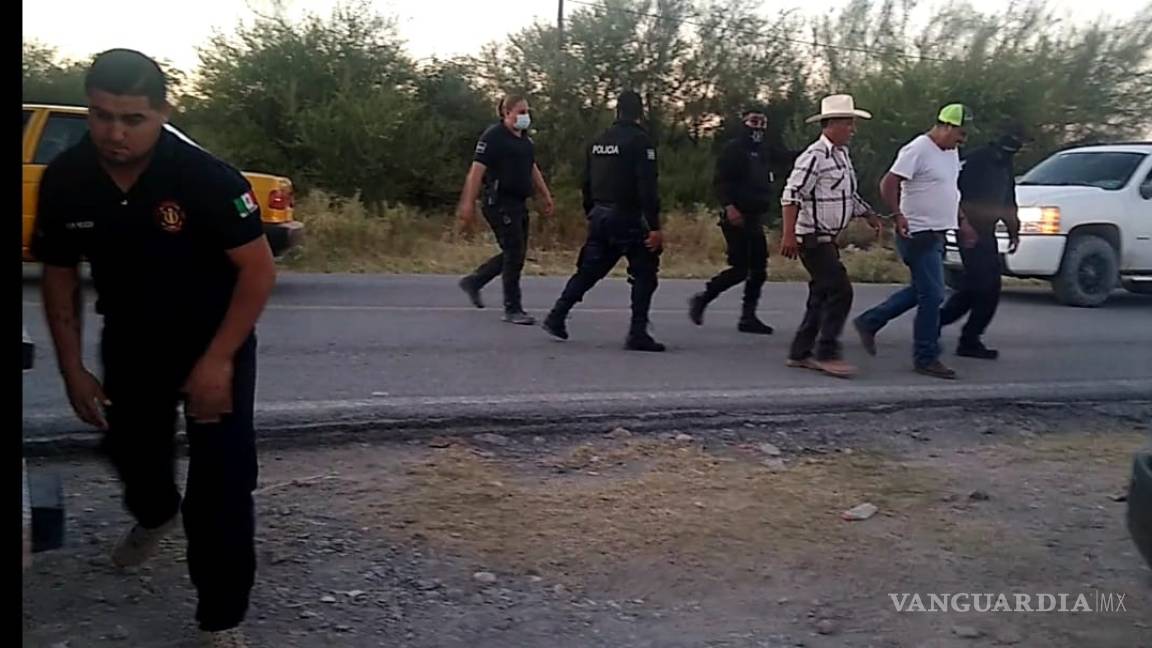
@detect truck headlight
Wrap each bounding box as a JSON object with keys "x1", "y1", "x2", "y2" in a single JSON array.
[{"x1": 1018, "y1": 206, "x2": 1061, "y2": 234}]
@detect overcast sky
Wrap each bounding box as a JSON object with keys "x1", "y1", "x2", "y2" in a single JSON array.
[{"x1": 22, "y1": 0, "x2": 1150, "y2": 72}]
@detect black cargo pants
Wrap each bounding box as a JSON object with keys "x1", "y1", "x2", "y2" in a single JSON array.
[
  {"x1": 701, "y1": 211, "x2": 769, "y2": 315},
  {"x1": 470, "y1": 198, "x2": 530, "y2": 313},
  {"x1": 100, "y1": 327, "x2": 258, "y2": 632},
  {"x1": 551, "y1": 205, "x2": 660, "y2": 332}
]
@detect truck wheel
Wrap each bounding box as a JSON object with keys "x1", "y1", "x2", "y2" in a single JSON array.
[
  {"x1": 944, "y1": 268, "x2": 964, "y2": 291},
  {"x1": 1051, "y1": 235, "x2": 1118, "y2": 307}
]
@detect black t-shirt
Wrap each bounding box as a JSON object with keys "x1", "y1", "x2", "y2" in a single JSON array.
[
  {"x1": 473, "y1": 123, "x2": 535, "y2": 201},
  {"x1": 32, "y1": 131, "x2": 265, "y2": 350}
]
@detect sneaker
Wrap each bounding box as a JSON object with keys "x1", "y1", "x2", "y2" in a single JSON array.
[
  {"x1": 737, "y1": 316, "x2": 774, "y2": 335},
  {"x1": 688, "y1": 293, "x2": 708, "y2": 326},
  {"x1": 503, "y1": 310, "x2": 536, "y2": 325},
  {"x1": 458, "y1": 277, "x2": 484, "y2": 309},
  {"x1": 853, "y1": 317, "x2": 877, "y2": 357},
  {"x1": 201, "y1": 627, "x2": 249, "y2": 648},
  {"x1": 957, "y1": 343, "x2": 999, "y2": 360},
  {"x1": 915, "y1": 361, "x2": 957, "y2": 380},
  {"x1": 625, "y1": 332, "x2": 666, "y2": 352},
  {"x1": 111, "y1": 514, "x2": 180, "y2": 568},
  {"x1": 542, "y1": 314, "x2": 569, "y2": 340}
]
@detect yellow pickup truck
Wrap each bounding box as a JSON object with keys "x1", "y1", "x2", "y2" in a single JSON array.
[{"x1": 22, "y1": 104, "x2": 304, "y2": 260}]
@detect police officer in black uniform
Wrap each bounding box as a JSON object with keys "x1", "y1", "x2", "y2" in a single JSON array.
[
  {"x1": 689, "y1": 105, "x2": 796, "y2": 333},
  {"x1": 542, "y1": 91, "x2": 666, "y2": 352},
  {"x1": 940, "y1": 128, "x2": 1025, "y2": 359},
  {"x1": 457, "y1": 93, "x2": 555, "y2": 325},
  {"x1": 33, "y1": 50, "x2": 276, "y2": 648}
]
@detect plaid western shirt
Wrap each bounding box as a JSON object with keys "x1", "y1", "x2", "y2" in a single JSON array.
[{"x1": 780, "y1": 135, "x2": 872, "y2": 236}]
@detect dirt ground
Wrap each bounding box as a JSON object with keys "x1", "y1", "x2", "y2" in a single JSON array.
[{"x1": 22, "y1": 402, "x2": 1152, "y2": 648}]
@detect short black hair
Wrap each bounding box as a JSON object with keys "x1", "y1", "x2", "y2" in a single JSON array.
[
  {"x1": 617, "y1": 90, "x2": 644, "y2": 121},
  {"x1": 85, "y1": 49, "x2": 168, "y2": 108}
]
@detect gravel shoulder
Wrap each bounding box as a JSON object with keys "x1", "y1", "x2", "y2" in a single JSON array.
[{"x1": 22, "y1": 402, "x2": 1152, "y2": 648}]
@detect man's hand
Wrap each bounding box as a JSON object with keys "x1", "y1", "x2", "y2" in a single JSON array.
[
  {"x1": 63, "y1": 368, "x2": 109, "y2": 430},
  {"x1": 894, "y1": 213, "x2": 911, "y2": 239},
  {"x1": 865, "y1": 214, "x2": 884, "y2": 239},
  {"x1": 539, "y1": 195, "x2": 555, "y2": 218},
  {"x1": 645, "y1": 230, "x2": 664, "y2": 252},
  {"x1": 780, "y1": 231, "x2": 800, "y2": 260},
  {"x1": 183, "y1": 355, "x2": 234, "y2": 424},
  {"x1": 455, "y1": 202, "x2": 478, "y2": 237},
  {"x1": 725, "y1": 205, "x2": 744, "y2": 227},
  {"x1": 958, "y1": 219, "x2": 978, "y2": 249},
  {"x1": 1008, "y1": 234, "x2": 1021, "y2": 254}
]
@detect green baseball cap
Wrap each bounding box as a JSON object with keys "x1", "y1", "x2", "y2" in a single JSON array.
[{"x1": 938, "y1": 103, "x2": 974, "y2": 127}]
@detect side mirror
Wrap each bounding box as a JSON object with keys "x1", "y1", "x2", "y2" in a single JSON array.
[{"x1": 1141, "y1": 183, "x2": 1152, "y2": 200}]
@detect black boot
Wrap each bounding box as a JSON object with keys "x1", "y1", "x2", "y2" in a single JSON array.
[
  {"x1": 957, "y1": 340, "x2": 999, "y2": 360},
  {"x1": 688, "y1": 292, "x2": 711, "y2": 325},
  {"x1": 625, "y1": 325, "x2": 666, "y2": 352},
  {"x1": 542, "y1": 310, "x2": 569, "y2": 340},
  {"x1": 459, "y1": 276, "x2": 483, "y2": 309},
  {"x1": 737, "y1": 304, "x2": 773, "y2": 335}
]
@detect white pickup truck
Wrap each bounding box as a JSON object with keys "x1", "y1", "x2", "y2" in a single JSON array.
[{"x1": 945, "y1": 142, "x2": 1152, "y2": 307}]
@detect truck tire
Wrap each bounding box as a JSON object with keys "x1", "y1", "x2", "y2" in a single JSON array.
[{"x1": 1051, "y1": 235, "x2": 1118, "y2": 307}]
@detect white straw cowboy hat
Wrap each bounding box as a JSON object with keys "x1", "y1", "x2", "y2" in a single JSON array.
[{"x1": 806, "y1": 94, "x2": 872, "y2": 124}]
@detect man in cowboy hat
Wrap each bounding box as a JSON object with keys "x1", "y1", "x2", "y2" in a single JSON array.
[
  {"x1": 854, "y1": 103, "x2": 974, "y2": 379},
  {"x1": 939, "y1": 123, "x2": 1027, "y2": 359},
  {"x1": 779, "y1": 94, "x2": 882, "y2": 378},
  {"x1": 688, "y1": 104, "x2": 797, "y2": 334}
]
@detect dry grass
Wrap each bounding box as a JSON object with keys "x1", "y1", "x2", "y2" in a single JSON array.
[
  {"x1": 282, "y1": 191, "x2": 909, "y2": 283},
  {"x1": 341, "y1": 439, "x2": 949, "y2": 579}
]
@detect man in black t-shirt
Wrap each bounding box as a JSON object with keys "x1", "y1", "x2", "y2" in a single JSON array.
[
  {"x1": 32, "y1": 49, "x2": 276, "y2": 648},
  {"x1": 456, "y1": 93, "x2": 555, "y2": 324}
]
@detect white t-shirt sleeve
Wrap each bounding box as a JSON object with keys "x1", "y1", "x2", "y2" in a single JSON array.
[{"x1": 888, "y1": 138, "x2": 922, "y2": 180}]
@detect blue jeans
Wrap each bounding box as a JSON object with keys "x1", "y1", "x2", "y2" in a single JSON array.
[{"x1": 856, "y1": 231, "x2": 946, "y2": 367}]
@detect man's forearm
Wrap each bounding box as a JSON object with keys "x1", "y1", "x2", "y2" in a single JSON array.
[
  {"x1": 782, "y1": 204, "x2": 799, "y2": 237},
  {"x1": 41, "y1": 265, "x2": 85, "y2": 376},
  {"x1": 203, "y1": 262, "x2": 275, "y2": 361},
  {"x1": 880, "y1": 174, "x2": 902, "y2": 214}
]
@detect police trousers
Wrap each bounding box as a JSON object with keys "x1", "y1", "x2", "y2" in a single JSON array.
[
  {"x1": 553, "y1": 205, "x2": 660, "y2": 331},
  {"x1": 471, "y1": 199, "x2": 530, "y2": 312},
  {"x1": 100, "y1": 327, "x2": 258, "y2": 632},
  {"x1": 940, "y1": 229, "x2": 1002, "y2": 346},
  {"x1": 788, "y1": 237, "x2": 853, "y2": 361},
  {"x1": 703, "y1": 211, "x2": 768, "y2": 313}
]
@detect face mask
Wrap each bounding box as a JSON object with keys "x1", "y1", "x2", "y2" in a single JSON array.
[
  {"x1": 748, "y1": 127, "x2": 765, "y2": 143},
  {"x1": 514, "y1": 114, "x2": 532, "y2": 131}
]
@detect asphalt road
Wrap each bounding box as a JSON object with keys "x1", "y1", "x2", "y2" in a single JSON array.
[{"x1": 21, "y1": 271, "x2": 1152, "y2": 438}]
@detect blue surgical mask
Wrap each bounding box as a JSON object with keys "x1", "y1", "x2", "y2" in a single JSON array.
[{"x1": 514, "y1": 114, "x2": 532, "y2": 131}]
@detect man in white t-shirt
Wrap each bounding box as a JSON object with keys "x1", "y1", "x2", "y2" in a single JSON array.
[{"x1": 853, "y1": 104, "x2": 977, "y2": 379}]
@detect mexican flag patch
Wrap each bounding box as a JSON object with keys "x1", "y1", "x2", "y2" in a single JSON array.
[{"x1": 233, "y1": 191, "x2": 259, "y2": 218}]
